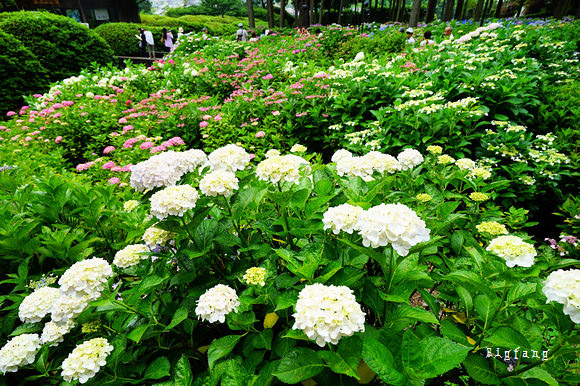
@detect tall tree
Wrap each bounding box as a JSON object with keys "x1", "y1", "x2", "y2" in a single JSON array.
[
  {"x1": 455, "y1": 0, "x2": 464, "y2": 19},
  {"x1": 319, "y1": 0, "x2": 325, "y2": 24},
  {"x1": 267, "y1": 0, "x2": 274, "y2": 28},
  {"x1": 473, "y1": 0, "x2": 484, "y2": 21},
  {"x1": 278, "y1": 0, "x2": 285, "y2": 27},
  {"x1": 409, "y1": 0, "x2": 422, "y2": 26},
  {"x1": 495, "y1": 0, "x2": 503, "y2": 18},
  {"x1": 425, "y1": 0, "x2": 437, "y2": 22},
  {"x1": 443, "y1": 0, "x2": 454, "y2": 21},
  {"x1": 553, "y1": 0, "x2": 573, "y2": 18},
  {"x1": 310, "y1": 0, "x2": 315, "y2": 25},
  {"x1": 247, "y1": 0, "x2": 255, "y2": 28},
  {"x1": 338, "y1": 0, "x2": 345, "y2": 24}
]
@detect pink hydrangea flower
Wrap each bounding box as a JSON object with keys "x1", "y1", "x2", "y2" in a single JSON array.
[
  {"x1": 6, "y1": 111, "x2": 16, "y2": 116},
  {"x1": 203, "y1": 114, "x2": 212, "y2": 120},
  {"x1": 272, "y1": 111, "x2": 280, "y2": 116},
  {"x1": 200, "y1": 121, "x2": 209, "y2": 128},
  {"x1": 255, "y1": 131, "x2": 265, "y2": 138},
  {"x1": 263, "y1": 74, "x2": 274, "y2": 80},
  {"x1": 103, "y1": 146, "x2": 115, "y2": 154},
  {"x1": 118, "y1": 118, "x2": 128, "y2": 124},
  {"x1": 150, "y1": 145, "x2": 167, "y2": 153},
  {"x1": 103, "y1": 161, "x2": 116, "y2": 169},
  {"x1": 140, "y1": 141, "x2": 154, "y2": 150},
  {"x1": 55, "y1": 136, "x2": 63, "y2": 143},
  {"x1": 214, "y1": 115, "x2": 222, "y2": 122},
  {"x1": 249, "y1": 153, "x2": 256, "y2": 160},
  {"x1": 108, "y1": 177, "x2": 121, "y2": 185}
]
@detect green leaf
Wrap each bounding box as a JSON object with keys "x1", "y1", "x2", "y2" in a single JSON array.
[
  {"x1": 289, "y1": 189, "x2": 310, "y2": 212},
  {"x1": 437, "y1": 201, "x2": 461, "y2": 221},
  {"x1": 456, "y1": 286, "x2": 473, "y2": 316},
  {"x1": 251, "y1": 329, "x2": 273, "y2": 351},
  {"x1": 482, "y1": 327, "x2": 531, "y2": 349},
  {"x1": 521, "y1": 367, "x2": 559, "y2": 386},
  {"x1": 362, "y1": 338, "x2": 405, "y2": 385},
  {"x1": 440, "y1": 320, "x2": 470, "y2": 346},
  {"x1": 128, "y1": 324, "x2": 149, "y2": 343},
  {"x1": 207, "y1": 334, "x2": 245, "y2": 370},
  {"x1": 138, "y1": 274, "x2": 166, "y2": 293},
  {"x1": 275, "y1": 290, "x2": 298, "y2": 311},
  {"x1": 394, "y1": 304, "x2": 440, "y2": 325},
  {"x1": 474, "y1": 295, "x2": 495, "y2": 326},
  {"x1": 143, "y1": 356, "x2": 170, "y2": 380},
  {"x1": 166, "y1": 307, "x2": 188, "y2": 330},
  {"x1": 174, "y1": 355, "x2": 193, "y2": 386},
  {"x1": 450, "y1": 231, "x2": 464, "y2": 255},
  {"x1": 274, "y1": 347, "x2": 325, "y2": 383},
  {"x1": 317, "y1": 351, "x2": 359, "y2": 379},
  {"x1": 253, "y1": 359, "x2": 280, "y2": 386},
  {"x1": 218, "y1": 359, "x2": 250, "y2": 386},
  {"x1": 10, "y1": 323, "x2": 42, "y2": 336},
  {"x1": 414, "y1": 337, "x2": 471, "y2": 378},
  {"x1": 507, "y1": 283, "x2": 537, "y2": 304},
  {"x1": 463, "y1": 352, "x2": 500, "y2": 384}
]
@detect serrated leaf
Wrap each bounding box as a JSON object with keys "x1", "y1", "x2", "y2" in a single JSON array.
[
  {"x1": 143, "y1": 356, "x2": 170, "y2": 380},
  {"x1": 440, "y1": 320, "x2": 470, "y2": 346},
  {"x1": 128, "y1": 323, "x2": 148, "y2": 343},
  {"x1": 174, "y1": 355, "x2": 193, "y2": 386},
  {"x1": 317, "y1": 351, "x2": 359, "y2": 379},
  {"x1": 463, "y1": 352, "x2": 500, "y2": 384},
  {"x1": 482, "y1": 327, "x2": 531, "y2": 349},
  {"x1": 207, "y1": 334, "x2": 245, "y2": 370},
  {"x1": 362, "y1": 338, "x2": 405, "y2": 385},
  {"x1": 415, "y1": 337, "x2": 471, "y2": 378},
  {"x1": 507, "y1": 283, "x2": 537, "y2": 304},
  {"x1": 166, "y1": 307, "x2": 188, "y2": 330},
  {"x1": 394, "y1": 304, "x2": 440, "y2": 325},
  {"x1": 274, "y1": 347, "x2": 325, "y2": 383},
  {"x1": 474, "y1": 295, "x2": 495, "y2": 326},
  {"x1": 275, "y1": 290, "x2": 298, "y2": 311}
]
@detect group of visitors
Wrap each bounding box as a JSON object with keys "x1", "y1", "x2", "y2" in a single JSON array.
[
  {"x1": 137, "y1": 27, "x2": 177, "y2": 59},
  {"x1": 236, "y1": 23, "x2": 273, "y2": 42},
  {"x1": 402, "y1": 25, "x2": 454, "y2": 46}
]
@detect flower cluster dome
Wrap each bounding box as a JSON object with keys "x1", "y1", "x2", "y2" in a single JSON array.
[
  {"x1": 58, "y1": 258, "x2": 113, "y2": 300},
  {"x1": 356, "y1": 203, "x2": 430, "y2": 256},
  {"x1": 142, "y1": 226, "x2": 174, "y2": 248},
  {"x1": 195, "y1": 284, "x2": 240, "y2": 323},
  {"x1": 243, "y1": 267, "x2": 268, "y2": 287},
  {"x1": 208, "y1": 144, "x2": 250, "y2": 172},
  {"x1": 397, "y1": 148, "x2": 424, "y2": 171},
  {"x1": 543, "y1": 269, "x2": 580, "y2": 323},
  {"x1": 292, "y1": 283, "x2": 365, "y2": 347},
  {"x1": 486, "y1": 235, "x2": 536, "y2": 267},
  {"x1": 61, "y1": 338, "x2": 114, "y2": 384},
  {"x1": 323, "y1": 204, "x2": 364, "y2": 235},
  {"x1": 18, "y1": 286, "x2": 60, "y2": 323},
  {"x1": 0, "y1": 334, "x2": 41, "y2": 374},
  {"x1": 113, "y1": 244, "x2": 150, "y2": 268},
  {"x1": 41, "y1": 320, "x2": 75, "y2": 347},
  {"x1": 150, "y1": 184, "x2": 199, "y2": 220},
  {"x1": 200, "y1": 170, "x2": 239, "y2": 197},
  {"x1": 256, "y1": 154, "x2": 310, "y2": 185}
]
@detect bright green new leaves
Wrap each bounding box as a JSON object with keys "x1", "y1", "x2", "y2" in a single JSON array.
[{"x1": 274, "y1": 347, "x2": 325, "y2": 383}]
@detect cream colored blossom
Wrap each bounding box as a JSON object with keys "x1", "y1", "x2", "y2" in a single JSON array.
[
  {"x1": 356, "y1": 203, "x2": 430, "y2": 256},
  {"x1": 336, "y1": 156, "x2": 374, "y2": 181},
  {"x1": 476, "y1": 221, "x2": 508, "y2": 236},
  {"x1": 58, "y1": 258, "x2": 113, "y2": 300},
  {"x1": 200, "y1": 170, "x2": 239, "y2": 197},
  {"x1": 195, "y1": 284, "x2": 240, "y2": 323},
  {"x1": 469, "y1": 192, "x2": 489, "y2": 202},
  {"x1": 331, "y1": 149, "x2": 353, "y2": 163},
  {"x1": 456, "y1": 158, "x2": 476, "y2": 170},
  {"x1": 323, "y1": 204, "x2": 364, "y2": 235},
  {"x1": 113, "y1": 244, "x2": 150, "y2": 268},
  {"x1": 150, "y1": 185, "x2": 199, "y2": 220},
  {"x1": 123, "y1": 200, "x2": 139, "y2": 211},
  {"x1": 61, "y1": 338, "x2": 114, "y2": 384},
  {"x1": 265, "y1": 149, "x2": 281, "y2": 158},
  {"x1": 19, "y1": 287, "x2": 60, "y2": 323},
  {"x1": 292, "y1": 283, "x2": 365, "y2": 347},
  {"x1": 243, "y1": 267, "x2": 267, "y2": 287},
  {"x1": 256, "y1": 154, "x2": 310, "y2": 185},
  {"x1": 41, "y1": 320, "x2": 75, "y2": 347},
  {"x1": 397, "y1": 148, "x2": 424, "y2": 171},
  {"x1": 426, "y1": 145, "x2": 443, "y2": 155},
  {"x1": 486, "y1": 235, "x2": 536, "y2": 268},
  {"x1": 208, "y1": 144, "x2": 250, "y2": 172},
  {"x1": 51, "y1": 294, "x2": 91, "y2": 323},
  {"x1": 0, "y1": 334, "x2": 41, "y2": 374},
  {"x1": 142, "y1": 226, "x2": 174, "y2": 248},
  {"x1": 416, "y1": 193, "x2": 432, "y2": 203},
  {"x1": 543, "y1": 269, "x2": 580, "y2": 324},
  {"x1": 362, "y1": 151, "x2": 400, "y2": 174},
  {"x1": 437, "y1": 155, "x2": 455, "y2": 165},
  {"x1": 290, "y1": 144, "x2": 307, "y2": 153},
  {"x1": 467, "y1": 167, "x2": 492, "y2": 180}
]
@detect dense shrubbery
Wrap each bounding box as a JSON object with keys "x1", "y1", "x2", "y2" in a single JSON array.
[
  {"x1": 0, "y1": 18, "x2": 578, "y2": 385},
  {"x1": 0, "y1": 11, "x2": 114, "y2": 83},
  {"x1": 0, "y1": 31, "x2": 48, "y2": 113}
]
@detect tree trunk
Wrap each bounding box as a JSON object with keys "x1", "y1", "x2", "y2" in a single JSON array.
[
  {"x1": 473, "y1": 0, "x2": 484, "y2": 21},
  {"x1": 443, "y1": 0, "x2": 454, "y2": 21},
  {"x1": 319, "y1": 0, "x2": 325, "y2": 24},
  {"x1": 409, "y1": 0, "x2": 421, "y2": 26},
  {"x1": 338, "y1": 0, "x2": 344, "y2": 24},
  {"x1": 267, "y1": 0, "x2": 274, "y2": 28},
  {"x1": 395, "y1": 0, "x2": 404, "y2": 21},
  {"x1": 494, "y1": 0, "x2": 503, "y2": 18},
  {"x1": 294, "y1": 0, "x2": 299, "y2": 27},
  {"x1": 280, "y1": 0, "x2": 285, "y2": 28},
  {"x1": 247, "y1": 0, "x2": 255, "y2": 29},
  {"x1": 552, "y1": 0, "x2": 571, "y2": 18},
  {"x1": 310, "y1": 0, "x2": 315, "y2": 25},
  {"x1": 455, "y1": 0, "x2": 464, "y2": 19},
  {"x1": 479, "y1": 0, "x2": 490, "y2": 25},
  {"x1": 355, "y1": 0, "x2": 359, "y2": 24},
  {"x1": 425, "y1": 0, "x2": 437, "y2": 22},
  {"x1": 516, "y1": 0, "x2": 524, "y2": 17}
]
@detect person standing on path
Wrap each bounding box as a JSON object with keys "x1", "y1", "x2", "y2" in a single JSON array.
[
  {"x1": 236, "y1": 23, "x2": 248, "y2": 42},
  {"x1": 137, "y1": 28, "x2": 147, "y2": 57},
  {"x1": 143, "y1": 29, "x2": 155, "y2": 59},
  {"x1": 162, "y1": 28, "x2": 173, "y2": 53}
]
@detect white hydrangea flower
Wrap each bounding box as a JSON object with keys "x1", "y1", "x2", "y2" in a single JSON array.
[
  {"x1": 336, "y1": 156, "x2": 374, "y2": 181},
  {"x1": 397, "y1": 148, "x2": 424, "y2": 171},
  {"x1": 486, "y1": 235, "x2": 537, "y2": 268},
  {"x1": 323, "y1": 204, "x2": 364, "y2": 235},
  {"x1": 51, "y1": 293, "x2": 91, "y2": 323},
  {"x1": 130, "y1": 150, "x2": 206, "y2": 192},
  {"x1": 150, "y1": 184, "x2": 199, "y2": 220},
  {"x1": 256, "y1": 154, "x2": 310, "y2": 185},
  {"x1": 195, "y1": 284, "x2": 240, "y2": 323},
  {"x1": 61, "y1": 338, "x2": 114, "y2": 384},
  {"x1": 292, "y1": 283, "x2": 365, "y2": 347},
  {"x1": 356, "y1": 203, "x2": 431, "y2": 256},
  {"x1": 41, "y1": 320, "x2": 75, "y2": 347},
  {"x1": 200, "y1": 170, "x2": 239, "y2": 197},
  {"x1": 467, "y1": 167, "x2": 492, "y2": 180},
  {"x1": 563, "y1": 301, "x2": 580, "y2": 324},
  {"x1": 331, "y1": 149, "x2": 353, "y2": 163},
  {"x1": 142, "y1": 226, "x2": 173, "y2": 248},
  {"x1": 208, "y1": 144, "x2": 250, "y2": 172},
  {"x1": 455, "y1": 158, "x2": 476, "y2": 170},
  {"x1": 265, "y1": 149, "x2": 281, "y2": 158},
  {"x1": 0, "y1": 334, "x2": 41, "y2": 374},
  {"x1": 19, "y1": 287, "x2": 60, "y2": 323},
  {"x1": 362, "y1": 151, "x2": 401, "y2": 174},
  {"x1": 543, "y1": 269, "x2": 580, "y2": 305},
  {"x1": 113, "y1": 244, "x2": 150, "y2": 268},
  {"x1": 290, "y1": 144, "x2": 307, "y2": 153},
  {"x1": 123, "y1": 200, "x2": 139, "y2": 211},
  {"x1": 58, "y1": 258, "x2": 113, "y2": 300}
]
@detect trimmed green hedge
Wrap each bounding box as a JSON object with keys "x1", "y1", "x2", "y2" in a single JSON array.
[
  {"x1": 0, "y1": 11, "x2": 114, "y2": 83},
  {"x1": 0, "y1": 30, "x2": 48, "y2": 113}
]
